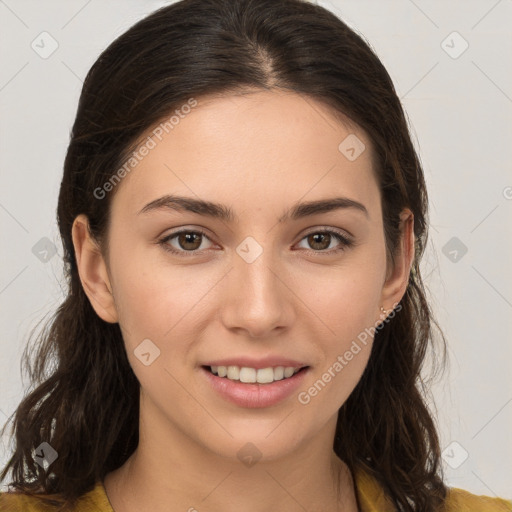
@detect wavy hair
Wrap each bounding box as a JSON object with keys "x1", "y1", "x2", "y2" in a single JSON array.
[{"x1": 1, "y1": 0, "x2": 447, "y2": 510}]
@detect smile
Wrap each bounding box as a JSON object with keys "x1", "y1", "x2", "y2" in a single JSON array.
[
  {"x1": 208, "y1": 365, "x2": 304, "y2": 384},
  {"x1": 201, "y1": 365, "x2": 310, "y2": 408}
]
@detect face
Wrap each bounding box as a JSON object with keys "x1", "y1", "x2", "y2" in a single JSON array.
[{"x1": 74, "y1": 89, "x2": 412, "y2": 463}]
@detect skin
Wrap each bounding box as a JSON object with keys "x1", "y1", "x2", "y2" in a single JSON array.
[{"x1": 72, "y1": 89, "x2": 414, "y2": 512}]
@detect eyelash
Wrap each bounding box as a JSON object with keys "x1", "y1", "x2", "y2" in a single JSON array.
[{"x1": 158, "y1": 228, "x2": 354, "y2": 257}]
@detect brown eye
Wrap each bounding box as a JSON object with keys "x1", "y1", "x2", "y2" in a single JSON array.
[
  {"x1": 296, "y1": 229, "x2": 353, "y2": 253},
  {"x1": 160, "y1": 229, "x2": 214, "y2": 255},
  {"x1": 177, "y1": 232, "x2": 203, "y2": 251},
  {"x1": 307, "y1": 233, "x2": 332, "y2": 251}
]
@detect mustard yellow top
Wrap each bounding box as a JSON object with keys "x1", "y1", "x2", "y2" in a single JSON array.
[{"x1": 1, "y1": 469, "x2": 511, "y2": 511}]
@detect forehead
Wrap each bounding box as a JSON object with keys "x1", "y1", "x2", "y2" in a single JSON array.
[{"x1": 111, "y1": 89, "x2": 379, "y2": 220}]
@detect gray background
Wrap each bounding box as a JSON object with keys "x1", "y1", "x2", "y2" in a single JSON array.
[{"x1": 1, "y1": 0, "x2": 511, "y2": 498}]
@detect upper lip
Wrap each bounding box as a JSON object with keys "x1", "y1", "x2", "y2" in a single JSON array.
[{"x1": 201, "y1": 357, "x2": 309, "y2": 370}]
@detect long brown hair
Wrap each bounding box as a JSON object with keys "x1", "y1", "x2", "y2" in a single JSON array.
[{"x1": 1, "y1": 0, "x2": 447, "y2": 509}]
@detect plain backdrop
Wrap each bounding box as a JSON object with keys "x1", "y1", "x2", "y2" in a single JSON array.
[{"x1": 0, "y1": 0, "x2": 511, "y2": 498}]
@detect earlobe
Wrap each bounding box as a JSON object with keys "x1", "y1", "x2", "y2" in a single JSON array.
[
  {"x1": 379, "y1": 209, "x2": 415, "y2": 316},
  {"x1": 71, "y1": 214, "x2": 118, "y2": 323}
]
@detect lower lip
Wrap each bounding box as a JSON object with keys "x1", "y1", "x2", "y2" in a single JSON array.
[{"x1": 201, "y1": 366, "x2": 310, "y2": 408}]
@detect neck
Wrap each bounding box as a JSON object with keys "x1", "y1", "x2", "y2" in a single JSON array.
[{"x1": 104, "y1": 395, "x2": 359, "y2": 512}]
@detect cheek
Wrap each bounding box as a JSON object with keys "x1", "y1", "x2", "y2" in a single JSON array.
[
  {"x1": 109, "y1": 245, "x2": 221, "y2": 354},
  {"x1": 304, "y1": 252, "x2": 386, "y2": 341},
  {"x1": 295, "y1": 250, "x2": 385, "y2": 404},
  {"x1": 295, "y1": 272, "x2": 378, "y2": 416}
]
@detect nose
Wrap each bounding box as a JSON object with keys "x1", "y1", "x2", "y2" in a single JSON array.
[{"x1": 219, "y1": 248, "x2": 296, "y2": 339}]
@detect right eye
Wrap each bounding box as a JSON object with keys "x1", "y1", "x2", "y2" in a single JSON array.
[{"x1": 159, "y1": 229, "x2": 215, "y2": 256}]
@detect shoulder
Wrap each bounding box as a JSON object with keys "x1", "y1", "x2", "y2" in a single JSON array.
[
  {"x1": 0, "y1": 481, "x2": 113, "y2": 512},
  {"x1": 445, "y1": 487, "x2": 512, "y2": 512},
  {"x1": 0, "y1": 493, "x2": 58, "y2": 512},
  {"x1": 353, "y1": 466, "x2": 511, "y2": 512}
]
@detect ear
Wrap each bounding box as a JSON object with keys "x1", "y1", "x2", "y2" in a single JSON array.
[
  {"x1": 71, "y1": 214, "x2": 118, "y2": 323},
  {"x1": 379, "y1": 208, "x2": 415, "y2": 316}
]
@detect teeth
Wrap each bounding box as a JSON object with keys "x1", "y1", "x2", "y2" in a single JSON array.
[
  {"x1": 239, "y1": 367, "x2": 256, "y2": 383},
  {"x1": 209, "y1": 365, "x2": 302, "y2": 384},
  {"x1": 255, "y1": 367, "x2": 274, "y2": 384},
  {"x1": 284, "y1": 367, "x2": 295, "y2": 378},
  {"x1": 273, "y1": 366, "x2": 284, "y2": 380},
  {"x1": 227, "y1": 366, "x2": 239, "y2": 380}
]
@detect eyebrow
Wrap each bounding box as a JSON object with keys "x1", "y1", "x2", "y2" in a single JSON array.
[{"x1": 138, "y1": 194, "x2": 369, "y2": 222}]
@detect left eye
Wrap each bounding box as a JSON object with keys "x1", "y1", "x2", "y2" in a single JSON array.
[
  {"x1": 296, "y1": 230, "x2": 353, "y2": 253},
  {"x1": 159, "y1": 229, "x2": 353, "y2": 256}
]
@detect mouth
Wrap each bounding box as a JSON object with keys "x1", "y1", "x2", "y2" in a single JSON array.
[
  {"x1": 203, "y1": 364, "x2": 309, "y2": 384},
  {"x1": 200, "y1": 364, "x2": 311, "y2": 408}
]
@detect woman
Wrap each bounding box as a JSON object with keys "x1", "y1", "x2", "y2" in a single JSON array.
[{"x1": 0, "y1": 0, "x2": 510, "y2": 510}]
